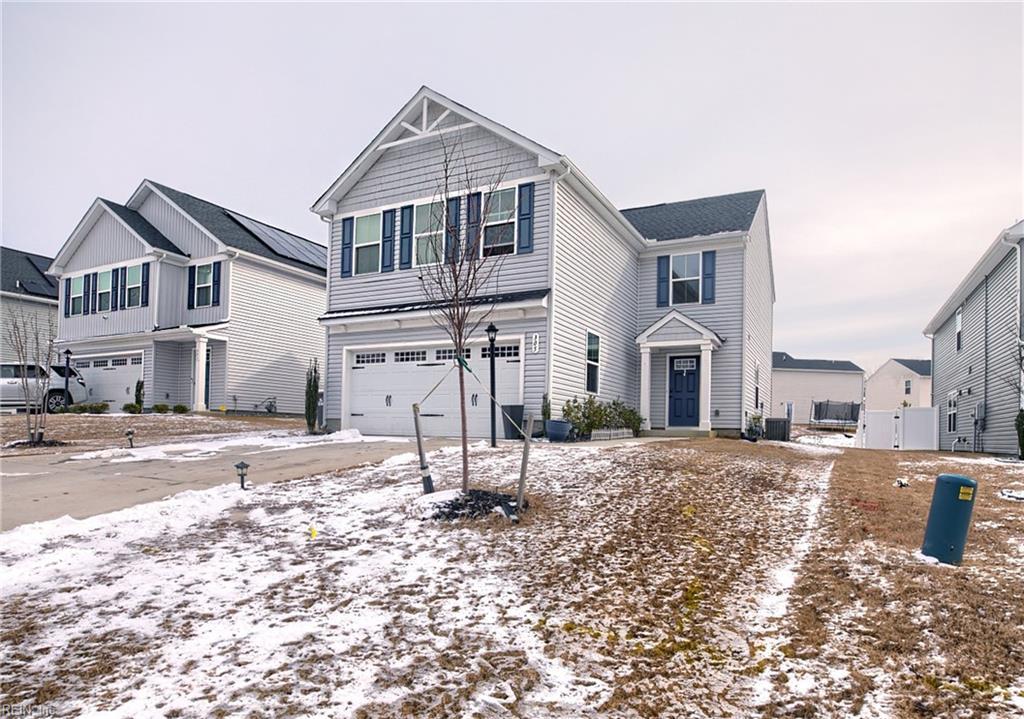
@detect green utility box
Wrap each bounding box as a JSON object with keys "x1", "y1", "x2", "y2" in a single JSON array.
[{"x1": 921, "y1": 473, "x2": 977, "y2": 565}]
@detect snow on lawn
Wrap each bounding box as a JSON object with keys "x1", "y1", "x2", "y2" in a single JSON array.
[
  {"x1": 794, "y1": 432, "x2": 856, "y2": 449},
  {"x1": 66, "y1": 428, "x2": 407, "y2": 463},
  {"x1": 0, "y1": 439, "x2": 850, "y2": 717}
]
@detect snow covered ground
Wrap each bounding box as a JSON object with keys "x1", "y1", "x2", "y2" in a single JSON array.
[{"x1": 2, "y1": 438, "x2": 1022, "y2": 717}]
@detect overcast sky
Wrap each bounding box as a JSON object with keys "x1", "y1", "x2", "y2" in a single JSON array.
[{"x1": 3, "y1": 2, "x2": 1021, "y2": 372}]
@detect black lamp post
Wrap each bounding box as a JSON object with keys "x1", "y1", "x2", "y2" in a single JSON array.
[
  {"x1": 486, "y1": 323, "x2": 498, "y2": 447},
  {"x1": 235, "y1": 460, "x2": 250, "y2": 490},
  {"x1": 62, "y1": 349, "x2": 73, "y2": 407}
]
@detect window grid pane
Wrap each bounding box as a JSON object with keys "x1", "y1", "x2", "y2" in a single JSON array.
[
  {"x1": 126, "y1": 265, "x2": 141, "y2": 285},
  {"x1": 415, "y1": 203, "x2": 443, "y2": 235},
  {"x1": 354, "y1": 215, "x2": 381, "y2": 246}
]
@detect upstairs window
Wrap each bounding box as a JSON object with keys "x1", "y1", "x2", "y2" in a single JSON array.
[
  {"x1": 194, "y1": 263, "x2": 214, "y2": 307},
  {"x1": 671, "y1": 253, "x2": 701, "y2": 305},
  {"x1": 414, "y1": 202, "x2": 444, "y2": 266},
  {"x1": 586, "y1": 332, "x2": 600, "y2": 394},
  {"x1": 69, "y1": 276, "x2": 84, "y2": 315},
  {"x1": 354, "y1": 214, "x2": 382, "y2": 275},
  {"x1": 482, "y1": 188, "x2": 516, "y2": 257},
  {"x1": 96, "y1": 270, "x2": 112, "y2": 312},
  {"x1": 955, "y1": 307, "x2": 963, "y2": 351},
  {"x1": 905, "y1": 379, "x2": 912, "y2": 395},
  {"x1": 125, "y1": 265, "x2": 143, "y2": 308}
]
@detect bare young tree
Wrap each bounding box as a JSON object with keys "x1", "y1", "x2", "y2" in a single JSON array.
[
  {"x1": 6, "y1": 299, "x2": 58, "y2": 443},
  {"x1": 416, "y1": 129, "x2": 513, "y2": 491}
]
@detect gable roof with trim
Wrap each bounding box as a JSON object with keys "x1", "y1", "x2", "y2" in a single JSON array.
[
  {"x1": 892, "y1": 358, "x2": 931, "y2": 376},
  {"x1": 621, "y1": 190, "x2": 765, "y2": 242},
  {"x1": 1, "y1": 246, "x2": 59, "y2": 300},
  {"x1": 772, "y1": 351, "x2": 863, "y2": 373}
]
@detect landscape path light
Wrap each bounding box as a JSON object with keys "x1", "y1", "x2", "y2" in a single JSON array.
[{"x1": 235, "y1": 460, "x2": 250, "y2": 490}]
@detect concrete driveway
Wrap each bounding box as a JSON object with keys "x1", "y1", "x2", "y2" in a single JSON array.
[{"x1": 1, "y1": 436, "x2": 457, "y2": 530}]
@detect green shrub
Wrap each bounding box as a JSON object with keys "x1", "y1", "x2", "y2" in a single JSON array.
[
  {"x1": 606, "y1": 399, "x2": 644, "y2": 437},
  {"x1": 134, "y1": 380, "x2": 144, "y2": 408},
  {"x1": 121, "y1": 403, "x2": 141, "y2": 415},
  {"x1": 89, "y1": 402, "x2": 109, "y2": 414},
  {"x1": 152, "y1": 404, "x2": 170, "y2": 414},
  {"x1": 541, "y1": 393, "x2": 551, "y2": 422},
  {"x1": 1016, "y1": 409, "x2": 1024, "y2": 460},
  {"x1": 69, "y1": 403, "x2": 89, "y2": 414},
  {"x1": 563, "y1": 396, "x2": 645, "y2": 438},
  {"x1": 305, "y1": 358, "x2": 320, "y2": 434},
  {"x1": 172, "y1": 404, "x2": 189, "y2": 414}
]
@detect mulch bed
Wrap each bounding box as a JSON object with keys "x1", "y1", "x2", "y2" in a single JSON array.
[{"x1": 430, "y1": 489, "x2": 529, "y2": 522}]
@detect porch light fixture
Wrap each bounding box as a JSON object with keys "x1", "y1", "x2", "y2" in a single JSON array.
[{"x1": 235, "y1": 460, "x2": 250, "y2": 490}]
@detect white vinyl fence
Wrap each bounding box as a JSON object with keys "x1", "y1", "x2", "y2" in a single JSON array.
[{"x1": 857, "y1": 406, "x2": 939, "y2": 451}]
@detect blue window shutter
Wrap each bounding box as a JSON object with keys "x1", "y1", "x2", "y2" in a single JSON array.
[
  {"x1": 701, "y1": 250, "x2": 716, "y2": 304},
  {"x1": 445, "y1": 197, "x2": 461, "y2": 263},
  {"x1": 212, "y1": 261, "x2": 222, "y2": 306},
  {"x1": 399, "y1": 205, "x2": 413, "y2": 270},
  {"x1": 141, "y1": 263, "x2": 150, "y2": 307},
  {"x1": 119, "y1": 267, "x2": 127, "y2": 308},
  {"x1": 381, "y1": 210, "x2": 396, "y2": 272},
  {"x1": 465, "y1": 193, "x2": 482, "y2": 259},
  {"x1": 64, "y1": 278, "x2": 71, "y2": 317},
  {"x1": 656, "y1": 255, "x2": 669, "y2": 307},
  {"x1": 111, "y1": 268, "x2": 119, "y2": 312},
  {"x1": 517, "y1": 183, "x2": 534, "y2": 254},
  {"x1": 90, "y1": 272, "x2": 98, "y2": 314},
  {"x1": 340, "y1": 217, "x2": 354, "y2": 277},
  {"x1": 83, "y1": 273, "x2": 91, "y2": 315},
  {"x1": 187, "y1": 265, "x2": 196, "y2": 310}
]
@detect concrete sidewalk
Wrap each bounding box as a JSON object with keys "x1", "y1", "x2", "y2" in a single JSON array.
[{"x1": 1, "y1": 437, "x2": 456, "y2": 530}]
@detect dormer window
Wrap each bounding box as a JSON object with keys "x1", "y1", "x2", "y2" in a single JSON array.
[
  {"x1": 194, "y1": 263, "x2": 214, "y2": 307},
  {"x1": 354, "y1": 214, "x2": 382, "y2": 275}
]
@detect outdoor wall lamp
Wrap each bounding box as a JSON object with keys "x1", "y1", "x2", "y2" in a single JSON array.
[{"x1": 235, "y1": 460, "x2": 250, "y2": 490}]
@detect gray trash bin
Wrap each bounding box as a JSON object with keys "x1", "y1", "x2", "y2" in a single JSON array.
[{"x1": 502, "y1": 404, "x2": 525, "y2": 440}]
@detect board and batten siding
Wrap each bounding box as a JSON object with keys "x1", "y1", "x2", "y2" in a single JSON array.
[
  {"x1": 62, "y1": 212, "x2": 145, "y2": 272},
  {"x1": 741, "y1": 198, "x2": 774, "y2": 423},
  {"x1": 0, "y1": 296, "x2": 59, "y2": 363},
  {"x1": 931, "y1": 243, "x2": 1020, "y2": 454},
  {"x1": 638, "y1": 244, "x2": 745, "y2": 429},
  {"x1": 335, "y1": 124, "x2": 541, "y2": 215},
  {"x1": 184, "y1": 259, "x2": 231, "y2": 327},
  {"x1": 548, "y1": 182, "x2": 639, "y2": 415},
  {"x1": 223, "y1": 257, "x2": 325, "y2": 415},
  {"x1": 137, "y1": 190, "x2": 220, "y2": 258},
  {"x1": 324, "y1": 317, "x2": 548, "y2": 426}
]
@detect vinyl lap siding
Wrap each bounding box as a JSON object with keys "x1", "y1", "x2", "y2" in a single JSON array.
[
  {"x1": 638, "y1": 245, "x2": 745, "y2": 429},
  {"x1": 549, "y1": 183, "x2": 638, "y2": 414},
  {"x1": 224, "y1": 258, "x2": 325, "y2": 415},
  {"x1": 932, "y1": 246, "x2": 1019, "y2": 454},
  {"x1": 324, "y1": 317, "x2": 547, "y2": 424},
  {"x1": 742, "y1": 199, "x2": 774, "y2": 423}
]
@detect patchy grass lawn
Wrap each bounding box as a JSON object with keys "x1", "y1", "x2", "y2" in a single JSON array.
[
  {"x1": 1, "y1": 439, "x2": 1021, "y2": 717},
  {"x1": 0, "y1": 412, "x2": 305, "y2": 456}
]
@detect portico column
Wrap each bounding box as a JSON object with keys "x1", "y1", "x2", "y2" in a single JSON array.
[
  {"x1": 699, "y1": 344, "x2": 712, "y2": 431},
  {"x1": 639, "y1": 345, "x2": 652, "y2": 431},
  {"x1": 193, "y1": 336, "x2": 208, "y2": 411}
]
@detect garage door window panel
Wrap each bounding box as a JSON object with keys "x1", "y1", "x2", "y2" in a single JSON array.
[{"x1": 354, "y1": 215, "x2": 382, "y2": 275}]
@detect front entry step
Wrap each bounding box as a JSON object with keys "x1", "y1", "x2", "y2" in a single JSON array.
[{"x1": 643, "y1": 428, "x2": 716, "y2": 439}]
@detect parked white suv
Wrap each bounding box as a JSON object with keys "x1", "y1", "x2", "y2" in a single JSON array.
[{"x1": 0, "y1": 363, "x2": 88, "y2": 412}]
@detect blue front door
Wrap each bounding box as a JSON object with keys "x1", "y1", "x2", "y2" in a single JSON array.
[{"x1": 668, "y1": 355, "x2": 700, "y2": 427}]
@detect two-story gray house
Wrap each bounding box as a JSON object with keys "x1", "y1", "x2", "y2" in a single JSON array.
[
  {"x1": 1, "y1": 246, "x2": 59, "y2": 364},
  {"x1": 313, "y1": 87, "x2": 774, "y2": 437},
  {"x1": 49, "y1": 180, "x2": 326, "y2": 413},
  {"x1": 924, "y1": 219, "x2": 1023, "y2": 454}
]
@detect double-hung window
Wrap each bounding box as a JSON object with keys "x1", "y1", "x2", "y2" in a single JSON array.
[
  {"x1": 585, "y1": 332, "x2": 600, "y2": 394},
  {"x1": 194, "y1": 263, "x2": 214, "y2": 307},
  {"x1": 904, "y1": 379, "x2": 912, "y2": 396},
  {"x1": 69, "y1": 276, "x2": 85, "y2": 315},
  {"x1": 671, "y1": 253, "x2": 701, "y2": 305},
  {"x1": 125, "y1": 265, "x2": 143, "y2": 308},
  {"x1": 947, "y1": 393, "x2": 958, "y2": 433},
  {"x1": 353, "y1": 214, "x2": 382, "y2": 275},
  {"x1": 96, "y1": 270, "x2": 112, "y2": 312},
  {"x1": 414, "y1": 202, "x2": 444, "y2": 266},
  {"x1": 482, "y1": 188, "x2": 515, "y2": 257},
  {"x1": 955, "y1": 307, "x2": 963, "y2": 351}
]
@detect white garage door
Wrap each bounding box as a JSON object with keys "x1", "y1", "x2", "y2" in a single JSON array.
[
  {"x1": 348, "y1": 344, "x2": 522, "y2": 437},
  {"x1": 76, "y1": 354, "x2": 143, "y2": 406}
]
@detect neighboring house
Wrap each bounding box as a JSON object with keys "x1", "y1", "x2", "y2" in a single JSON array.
[
  {"x1": 864, "y1": 358, "x2": 931, "y2": 411},
  {"x1": 771, "y1": 351, "x2": 864, "y2": 425},
  {"x1": 312, "y1": 87, "x2": 774, "y2": 438},
  {"x1": 923, "y1": 219, "x2": 1023, "y2": 454},
  {"x1": 1, "y1": 246, "x2": 59, "y2": 363},
  {"x1": 48, "y1": 181, "x2": 326, "y2": 413}
]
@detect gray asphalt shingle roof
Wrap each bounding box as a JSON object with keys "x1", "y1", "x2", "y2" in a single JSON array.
[
  {"x1": 773, "y1": 351, "x2": 863, "y2": 373},
  {"x1": 1, "y1": 246, "x2": 59, "y2": 299},
  {"x1": 893, "y1": 358, "x2": 931, "y2": 376},
  {"x1": 100, "y1": 200, "x2": 184, "y2": 256},
  {"x1": 620, "y1": 190, "x2": 765, "y2": 242},
  {"x1": 148, "y1": 182, "x2": 326, "y2": 274}
]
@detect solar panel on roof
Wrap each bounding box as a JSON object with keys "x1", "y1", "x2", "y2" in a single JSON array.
[{"x1": 226, "y1": 211, "x2": 327, "y2": 270}]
